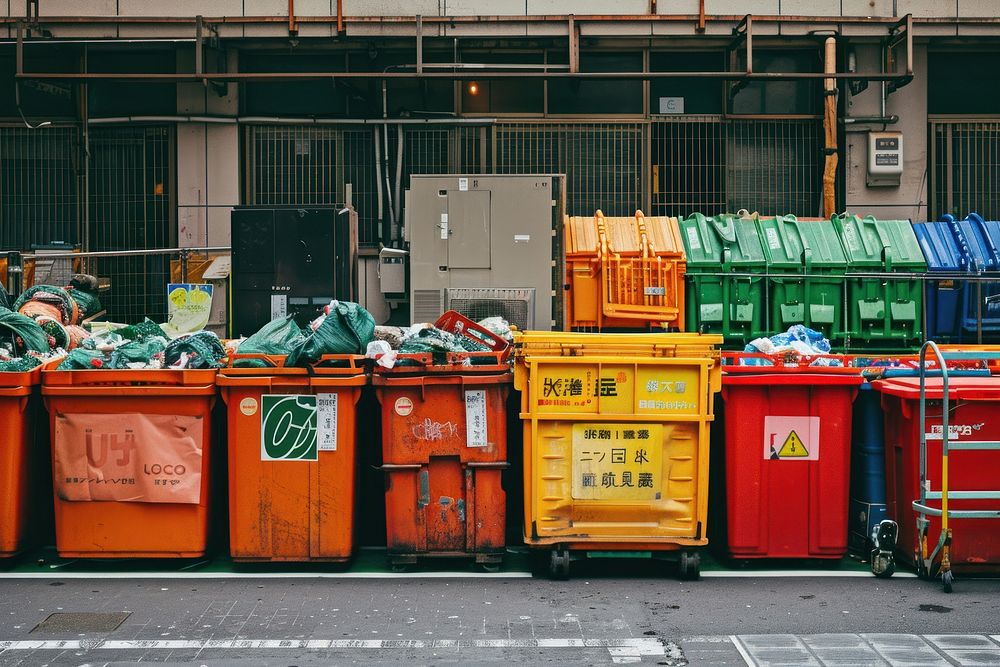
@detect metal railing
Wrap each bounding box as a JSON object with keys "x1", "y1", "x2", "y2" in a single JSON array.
[
  {"x1": 930, "y1": 119, "x2": 1000, "y2": 221},
  {"x1": 5, "y1": 246, "x2": 229, "y2": 324}
]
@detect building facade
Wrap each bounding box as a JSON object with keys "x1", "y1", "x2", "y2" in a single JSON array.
[{"x1": 1, "y1": 2, "x2": 998, "y2": 321}]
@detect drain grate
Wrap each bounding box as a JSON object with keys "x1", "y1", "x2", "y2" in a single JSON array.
[{"x1": 32, "y1": 612, "x2": 131, "y2": 634}]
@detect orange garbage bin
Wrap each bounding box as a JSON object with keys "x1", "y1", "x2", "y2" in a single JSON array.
[
  {"x1": 42, "y1": 368, "x2": 216, "y2": 558},
  {"x1": 218, "y1": 355, "x2": 367, "y2": 562},
  {"x1": 374, "y1": 352, "x2": 511, "y2": 570},
  {"x1": 0, "y1": 365, "x2": 42, "y2": 557}
]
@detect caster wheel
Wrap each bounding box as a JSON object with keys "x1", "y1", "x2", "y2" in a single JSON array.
[
  {"x1": 942, "y1": 570, "x2": 954, "y2": 594},
  {"x1": 549, "y1": 549, "x2": 571, "y2": 580},
  {"x1": 872, "y1": 553, "x2": 895, "y2": 578},
  {"x1": 480, "y1": 562, "x2": 501, "y2": 574},
  {"x1": 390, "y1": 563, "x2": 410, "y2": 573},
  {"x1": 679, "y1": 551, "x2": 701, "y2": 581}
]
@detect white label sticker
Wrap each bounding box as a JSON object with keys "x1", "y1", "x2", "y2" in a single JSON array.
[
  {"x1": 644, "y1": 286, "x2": 666, "y2": 296},
  {"x1": 465, "y1": 389, "x2": 488, "y2": 447},
  {"x1": 765, "y1": 227, "x2": 782, "y2": 250},
  {"x1": 317, "y1": 392, "x2": 338, "y2": 451},
  {"x1": 685, "y1": 226, "x2": 702, "y2": 251},
  {"x1": 440, "y1": 213, "x2": 449, "y2": 240},
  {"x1": 514, "y1": 234, "x2": 530, "y2": 243},
  {"x1": 270, "y1": 294, "x2": 287, "y2": 319},
  {"x1": 658, "y1": 96, "x2": 684, "y2": 114},
  {"x1": 458, "y1": 178, "x2": 469, "y2": 191},
  {"x1": 763, "y1": 415, "x2": 820, "y2": 461}
]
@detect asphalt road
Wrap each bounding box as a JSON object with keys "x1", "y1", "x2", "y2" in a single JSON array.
[{"x1": 1, "y1": 573, "x2": 998, "y2": 665}]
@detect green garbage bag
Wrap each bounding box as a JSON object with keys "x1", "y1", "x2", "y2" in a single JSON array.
[
  {"x1": 112, "y1": 318, "x2": 168, "y2": 342},
  {"x1": 287, "y1": 301, "x2": 375, "y2": 367},
  {"x1": 57, "y1": 348, "x2": 105, "y2": 370},
  {"x1": 0, "y1": 356, "x2": 41, "y2": 372},
  {"x1": 0, "y1": 306, "x2": 50, "y2": 354},
  {"x1": 12, "y1": 285, "x2": 77, "y2": 323},
  {"x1": 67, "y1": 288, "x2": 102, "y2": 319},
  {"x1": 165, "y1": 331, "x2": 226, "y2": 369},
  {"x1": 111, "y1": 338, "x2": 166, "y2": 367},
  {"x1": 234, "y1": 316, "x2": 308, "y2": 368}
]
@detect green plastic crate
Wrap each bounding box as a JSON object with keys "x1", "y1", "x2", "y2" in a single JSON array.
[
  {"x1": 676, "y1": 212, "x2": 767, "y2": 346},
  {"x1": 832, "y1": 214, "x2": 927, "y2": 348},
  {"x1": 756, "y1": 215, "x2": 848, "y2": 343}
]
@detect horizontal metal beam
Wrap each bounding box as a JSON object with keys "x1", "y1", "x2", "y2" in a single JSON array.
[
  {"x1": 14, "y1": 71, "x2": 909, "y2": 82},
  {"x1": 2, "y1": 14, "x2": 1000, "y2": 25}
]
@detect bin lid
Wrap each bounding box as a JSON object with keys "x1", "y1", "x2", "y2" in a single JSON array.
[
  {"x1": 723, "y1": 372, "x2": 864, "y2": 386},
  {"x1": 873, "y1": 376, "x2": 1000, "y2": 400},
  {"x1": 912, "y1": 221, "x2": 969, "y2": 272},
  {"x1": 946, "y1": 213, "x2": 1000, "y2": 272},
  {"x1": 565, "y1": 212, "x2": 683, "y2": 257},
  {"x1": 756, "y1": 215, "x2": 847, "y2": 270},
  {"x1": 676, "y1": 213, "x2": 767, "y2": 268},
  {"x1": 833, "y1": 214, "x2": 927, "y2": 271}
]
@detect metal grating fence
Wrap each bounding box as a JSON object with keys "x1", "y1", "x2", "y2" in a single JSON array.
[
  {"x1": 931, "y1": 119, "x2": 1000, "y2": 221},
  {"x1": 0, "y1": 126, "x2": 81, "y2": 250},
  {"x1": 0, "y1": 124, "x2": 175, "y2": 323},
  {"x1": 493, "y1": 122, "x2": 646, "y2": 217},
  {"x1": 651, "y1": 116, "x2": 823, "y2": 219}
]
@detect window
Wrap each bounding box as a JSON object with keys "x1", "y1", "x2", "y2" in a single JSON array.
[
  {"x1": 0, "y1": 44, "x2": 78, "y2": 120},
  {"x1": 241, "y1": 52, "x2": 348, "y2": 116},
  {"x1": 88, "y1": 49, "x2": 176, "y2": 116},
  {"x1": 352, "y1": 49, "x2": 455, "y2": 117},
  {"x1": 729, "y1": 49, "x2": 821, "y2": 116},
  {"x1": 548, "y1": 52, "x2": 643, "y2": 115},
  {"x1": 649, "y1": 52, "x2": 725, "y2": 115},
  {"x1": 928, "y1": 52, "x2": 1000, "y2": 115},
  {"x1": 461, "y1": 50, "x2": 544, "y2": 114}
]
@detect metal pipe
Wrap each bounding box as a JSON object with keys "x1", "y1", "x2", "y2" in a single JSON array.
[
  {"x1": 821, "y1": 36, "x2": 838, "y2": 219},
  {"x1": 20, "y1": 246, "x2": 232, "y2": 260},
  {"x1": 288, "y1": 0, "x2": 297, "y2": 34},
  {"x1": 1, "y1": 13, "x2": 995, "y2": 25},
  {"x1": 393, "y1": 123, "x2": 404, "y2": 238},
  {"x1": 842, "y1": 115, "x2": 900, "y2": 124},
  {"x1": 14, "y1": 71, "x2": 916, "y2": 81},
  {"x1": 83, "y1": 115, "x2": 497, "y2": 125}
]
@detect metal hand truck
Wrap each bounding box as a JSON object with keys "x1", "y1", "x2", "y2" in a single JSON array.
[{"x1": 915, "y1": 341, "x2": 1000, "y2": 593}]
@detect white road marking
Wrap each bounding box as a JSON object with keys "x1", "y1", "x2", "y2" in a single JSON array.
[
  {"x1": 0, "y1": 569, "x2": 920, "y2": 580},
  {"x1": 0, "y1": 637, "x2": 667, "y2": 657},
  {"x1": 730, "y1": 635, "x2": 758, "y2": 666}
]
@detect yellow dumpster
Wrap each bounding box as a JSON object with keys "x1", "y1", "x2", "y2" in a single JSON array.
[
  {"x1": 514, "y1": 331, "x2": 722, "y2": 579},
  {"x1": 565, "y1": 210, "x2": 686, "y2": 331}
]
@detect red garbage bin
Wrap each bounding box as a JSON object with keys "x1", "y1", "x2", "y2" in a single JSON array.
[
  {"x1": 874, "y1": 377, "x2": 1000, "y2": 574},
  {"x1": 721, "y1": 356, "x2": 863, "y2": 559}
]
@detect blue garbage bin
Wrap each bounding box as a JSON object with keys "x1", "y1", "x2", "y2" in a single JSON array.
[
  {"x1": 912, "y1": 220, "x2": 970, "y2": 342},
  {"x1": 848, "y1": 383, "x2": 887, "y2": 557},
  {"x1": 944, "y1": 213, "x2": 1000, "y2": 337}
]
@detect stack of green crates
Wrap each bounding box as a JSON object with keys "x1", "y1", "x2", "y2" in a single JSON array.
[
  {"x1": 676, "y1": 212, "x2": 767, "y2": 345},
  {"x1": 832, "y1": 214, "x2": 926, "y2": 349}
]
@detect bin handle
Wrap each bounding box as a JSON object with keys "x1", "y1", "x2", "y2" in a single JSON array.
[
  {"x1": 783, "y1": 215, "x2": 813, "y2": 270},
  {"x1": 466, "y1": 461, "x2": 510, "y2": 469},
  {"x1": 970, "y1": 212, "x2": 1000, "y2": 269},
  {"x1": 635, "y1": 210, "x2": 652, "y2": 258},
  {"x1": 861, "y1": 214, "x2": 895, "y2": 272},
  {"x1": 379, "y1": 463, "x2": 422, "y2": 471}
]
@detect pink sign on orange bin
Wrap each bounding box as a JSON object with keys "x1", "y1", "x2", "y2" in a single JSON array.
[{"x1": 53, "y1": 413, "x2": 204, "y2": 504}]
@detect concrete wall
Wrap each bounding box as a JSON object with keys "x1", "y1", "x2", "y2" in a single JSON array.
[{"x1": 843, "y1": 43, "x2": 928, "y2": 221}]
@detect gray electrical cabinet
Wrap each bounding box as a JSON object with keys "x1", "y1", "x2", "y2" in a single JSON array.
[{"x1": 405, "y1": 174, "x2": 565, "y2": 331}]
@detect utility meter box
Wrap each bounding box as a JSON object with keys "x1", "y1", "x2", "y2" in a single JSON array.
[
  {"x1": 406, "y1": 174, "x2": 565, "y2": 331},
  {"x1": 867, "y1": 131, "x2": 903, "y2": 187}
]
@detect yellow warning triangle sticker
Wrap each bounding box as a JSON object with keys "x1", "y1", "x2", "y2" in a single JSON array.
[{"x1": 777, "y1": 430, "x2": 809, "y2": 458}]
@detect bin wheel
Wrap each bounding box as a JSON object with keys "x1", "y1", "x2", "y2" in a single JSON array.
[
  {"x1": 679, "y1": 551, "x2": 701, "y2": 581},
  {"x1": 942, "y1": 570, "x2": 954, "y2": 594},
  {"x1": 390, "y1": 563, "x2": 411, "y2": 573},
  {"x1": 549, "y1": 549, "x2": 571, "y2": 580},
  {"x1": 872, "y1": 553, "x2": 895, "y2": 579},
  {"x1": 479, "y1": 562, "x2": 501, "y2": 574}
]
